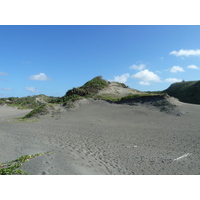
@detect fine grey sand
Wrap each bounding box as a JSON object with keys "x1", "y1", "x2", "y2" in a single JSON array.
[{"x1": 1, "y1": 99, "x2": 200, "y2": 175}]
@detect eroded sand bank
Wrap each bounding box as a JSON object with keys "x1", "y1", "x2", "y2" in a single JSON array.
[{"x1": 1, "y1": 100, "x2": 200, "y2": 175}]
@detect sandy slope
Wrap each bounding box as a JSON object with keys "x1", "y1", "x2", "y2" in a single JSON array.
[{"x1": 1, "y1": 99, "x2": 200, "y2": 175}]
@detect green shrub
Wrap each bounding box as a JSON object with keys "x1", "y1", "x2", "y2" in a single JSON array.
[{"x1": 82, "y1": 76, "x2": 109, "y2": 90}]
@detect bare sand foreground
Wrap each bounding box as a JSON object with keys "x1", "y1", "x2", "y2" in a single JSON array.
[{"x1": 0, "y1": 99, "x2": 200, "y2": 175}]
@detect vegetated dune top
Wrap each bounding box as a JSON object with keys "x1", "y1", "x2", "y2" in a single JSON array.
[
  {"x1": 96, "y1": 82, "x2": 144, "y2": 98},
  {"x1": 164, "y1": 80, "x2": 200, "y2": 104}
]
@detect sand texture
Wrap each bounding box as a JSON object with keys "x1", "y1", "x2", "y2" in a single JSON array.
[{"x1": 0, "y1": 99, "x2": 200, "y2": 175}]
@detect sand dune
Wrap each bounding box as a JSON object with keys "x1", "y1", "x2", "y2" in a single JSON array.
[{"x1": 1, "y1": 99, "x2": 200, "y2": 175}]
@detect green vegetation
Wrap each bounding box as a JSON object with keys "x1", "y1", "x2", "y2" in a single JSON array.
[
  {"x1": 94, "y1": 93, "x2": 166, "y2": 104},
  {"x1": 0, "y1": 94, "x2": 60, "y2": 109},
  {"x1": 144, "y1": 90, "x2": 163, "y2": 94},
  {"x1": 94, "y1": 95, "x2": 121, "y2": 102},
  {"x1": 82, "y1": 76, "x2": 109, "y2": 90},
  {"x1": 0, "y1": 95, "x2": 55, "y2": 109},
  {"x1": 0, "y1": 152, "x2": 50, "y2": 175},
  {"x1": 119, "y1": 93, "x2": 165, "y2": 101},
  {"x1": 164, "y1": 80, "x2": 200, "y2": 104},
  {"x1": 0, "y1": 96, "x2": 39, "y2": 109},
  {"x1": 66, "y1": 76, "x2": 109, "y2": 98}
]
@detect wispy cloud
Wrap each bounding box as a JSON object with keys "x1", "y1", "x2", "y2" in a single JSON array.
[
  {"x1": 187, "y1": 65, "x2": 200, "y2": 70},
  {"x1": 170, "y1": 49, "x2": 200, "y2": 57},
  {"x1": 29, "y1": 73, "x2": 50, "y2": 81},
  {"x1": 112, "y1": 73, "x2": 130, "y2": 83},
  {"x1": 0, "y1": 72, "x2": 8, "y2": 76},
  {"x1": 130, "y1": 64, "x2": 146, "y2": 71},
  {"x1": 0, "y1": 88, "x2": 13, "y2": 91},
  {"x1": 164, "y1": 78, "x2": 182, "y2": 83},
  {"x1": 132, "y1": 69, "x2": 161, "y2": 85},
  {"x1": 26, "y1": 87, "x2": 39, "y2": 93},
  {"x1": 0, "y1": 94, "x2": 7, "y2": 98},
  {"x1": 170, "y1": 66, "x2": 185, "y2": 73}
]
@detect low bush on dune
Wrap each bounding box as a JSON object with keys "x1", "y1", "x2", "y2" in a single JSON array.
[
  {"x1": 66, "y1": 76, "x2": 109, "y2": 98},
  {"x1": 94, "y1": 95, "x2": 121, "y2": 102},
  {"x1": 119, "y1": 93, "x2": 165, "y2": 102},
  {"x1": 82, "y1": 76, "x2": 109, "y2": 92}
]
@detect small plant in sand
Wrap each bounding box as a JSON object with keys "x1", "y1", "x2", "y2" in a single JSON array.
[{"x1": 0, "y1": 151, "x2": 51, "y2": 175}]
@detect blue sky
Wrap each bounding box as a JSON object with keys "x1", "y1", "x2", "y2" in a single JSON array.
[{"x1": 1, "y1": 25, "x2": 200, "y2": 97}]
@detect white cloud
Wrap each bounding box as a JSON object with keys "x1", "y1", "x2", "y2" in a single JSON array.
[
  {"x1": 29, "y1": 73, "x2": 50, "y2": 81},
  {"x1": 130, "y1": 64, "x2": 146, "y2": 71},
  {"x1": 112, "y1": 73, "x2": 130, "y2": 83},
  {"x1": 187, "y1": 65, "x2": 200, "y2": 70},
  {"x1": 139, "y1": 81, "x2": 150, "y2": 85},
  {"x1": 132, "y1": 70, "x2": 161, "y2": 84},
  {"x1": 164, "y1": 78, "x2": 182, "y2": 83},
  {"x1": 0, "y1": 72, "x2": 8, "y2": 76},
  {"x1": 170, "y1": 66, "x2": 185, "y2": 73},
  {"x1": 26, "y1": 87, "x2": 39, "y2": 93},
  {"x1": 170, "y1": 49, "x2": 200, "y2": 57}
]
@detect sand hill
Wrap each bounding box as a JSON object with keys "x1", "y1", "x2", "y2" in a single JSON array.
[{"x1": 1, "y1": 78, "x2": 200, "y2": 175}]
